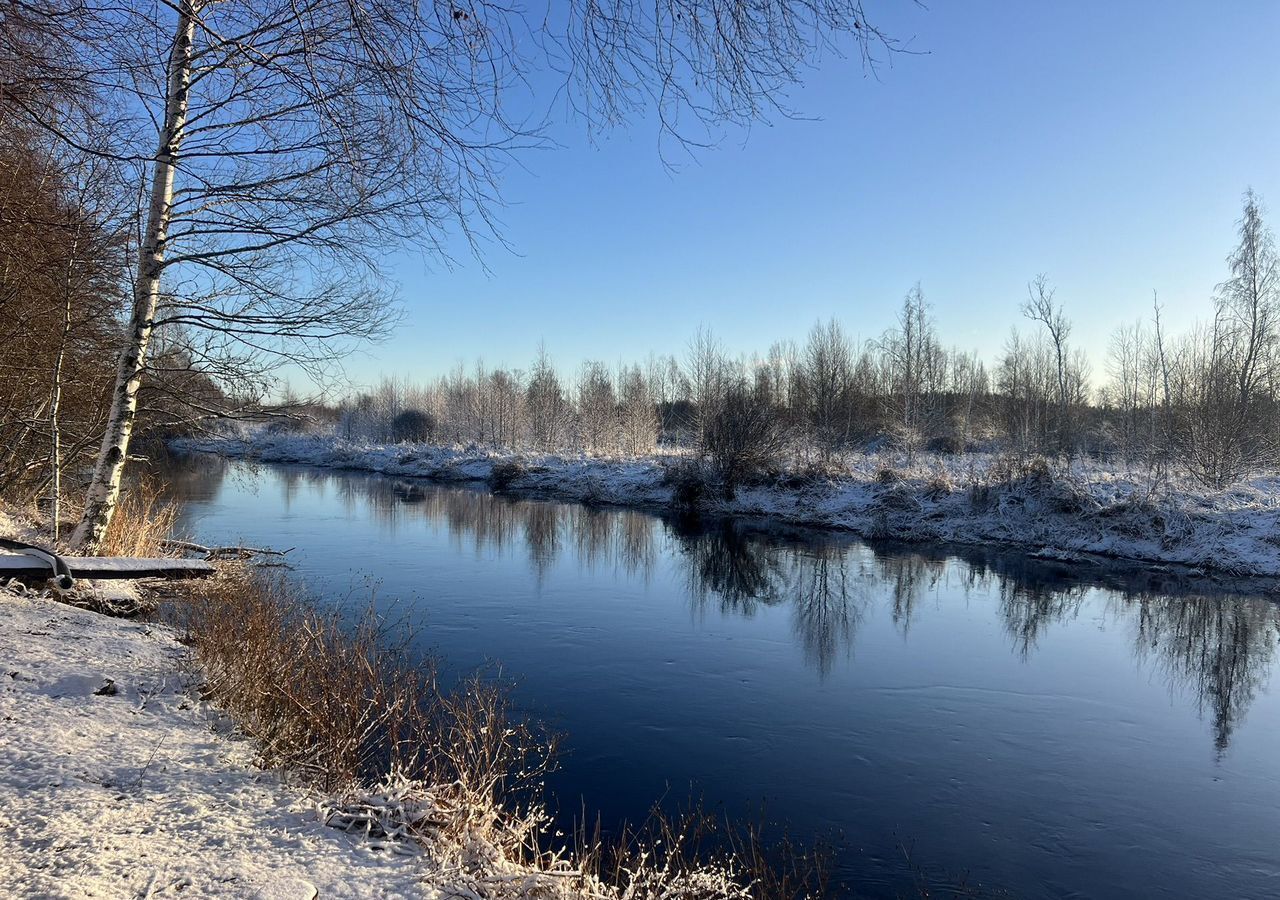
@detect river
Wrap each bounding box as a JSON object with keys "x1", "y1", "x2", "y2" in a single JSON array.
[{"x1": 167, "y1": 453, "x2": 1280, "y2": 899}]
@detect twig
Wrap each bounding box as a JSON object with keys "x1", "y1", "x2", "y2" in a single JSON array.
[
  {"x1": 132, "y1": 735, "x2": 168, "y2": 793},
  {"x1": 161, "y1": 539, "x2": 293, "y2": 559}
]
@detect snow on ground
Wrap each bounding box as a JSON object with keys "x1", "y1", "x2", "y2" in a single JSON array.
[
  {"x1": 175, "y1": 432, "x2": 1280, "y2": 579},
  {"x1": 0, "y1": 586, "x2": 437, "y2": 899}
]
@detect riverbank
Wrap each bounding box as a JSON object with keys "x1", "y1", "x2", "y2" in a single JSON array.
[
  {"x1": 175, "y1": 433, "x2": 1280, "y2": 579},
  {"x1": 0, "y1": 585, "x2": 436, "y2": 898}
]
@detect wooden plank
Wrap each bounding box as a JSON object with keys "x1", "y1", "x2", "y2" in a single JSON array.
[{"x1": 0, "y1": 554, "x2": 214, "y2": 580}]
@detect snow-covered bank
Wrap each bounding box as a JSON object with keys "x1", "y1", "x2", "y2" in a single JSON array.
[
  {"x1": 175, "y1": 433, "x2": 1280, "y2": 579},
  {"x1": 0, "y1": 587, "x2": 438, "y2": 898}
]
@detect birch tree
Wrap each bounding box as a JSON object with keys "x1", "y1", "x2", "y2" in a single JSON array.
[
  {"x1": 800, "y1": 320, "x2": 854, "y2": 454},
  {"x1": 1022, "y1": 275, "x2": 1074, "y2": 454},
  {"x1": 1183, "y1": 192, "x2": 1280, "y2": 486}
]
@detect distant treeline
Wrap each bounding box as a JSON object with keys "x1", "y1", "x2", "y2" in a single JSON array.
[{"x1": 308, "y1": 192, "x2": 1278, "y2": 491}]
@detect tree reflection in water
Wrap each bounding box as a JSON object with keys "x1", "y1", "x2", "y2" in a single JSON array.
[
  {"x1": 675, "y1": 520, "x2": 870, "y2": 675},
  {"x1": 173, "y1": 462, "x2": 1280, "y2": 754},
  {"x1": 1130, "y1": 593, "x2": 1279, "y2": 754},
  {"x1": 790, "y1": 543, "x2": 868, "y2": 677}
]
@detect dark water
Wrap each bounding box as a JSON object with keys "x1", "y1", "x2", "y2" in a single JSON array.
[{"x1": 167, "y1": 455, "x2": 1280, "y2": 899}]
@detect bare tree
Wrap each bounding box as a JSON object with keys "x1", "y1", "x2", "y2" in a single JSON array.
[
  {"x1": 527, "y1": 345, "x2": 571, "y2": 452},
  {"x1": 1021, "y1": 275, "x2": 1074, "y2": 454},
  {"x1": 1106, "y1": 321, "x2": 1144, "y2": 462},
  {"x1": 1180, "y1": 192, "x2": 1280, "y2": 487},
  {"x1": 617, "y1": 364, "x2": 659, "y2": 456},
  {"x1": 576, "y1": 361, "x2": 617, "y2": 454},
  {"x1": 687, "y1": 327, "x2": 731, "y2": 446},
  {"x1": 800, "y1": 320, "x2": 854, "y2": 455},
  {"x1": 1218, "y1": 189, "x2": 1279, "y2": 410},
  {"x1": 879, "y1": 283, "x2": 940, "y2": 448}
]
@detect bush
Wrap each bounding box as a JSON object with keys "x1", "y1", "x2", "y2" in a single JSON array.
[
  {"x1": 391, "y1": 408, "x2": 436, "y2": 443},
  {"x1": 662, "y1": 459, "x2": 710, "y2": 509},
  {"x1": 874, "y1": 466, "x2": 903, "y2": 485},
  {"x1": 489, "y1": 459, "x2": 525, "y2": 491},
  {"x1": 702, "y1": 387, "x2": 789, "y2": 499},
  {"x1": 924, "y1": 433, "x2": 964, "y2": 455}
]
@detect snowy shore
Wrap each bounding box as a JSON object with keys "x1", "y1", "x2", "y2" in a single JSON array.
[
  {"x1": 174, "y1": 433, "x2": 1280, "y2": 580},
  {"x1": 0, "y1": 586, "x2": 438, "y2": 899}
]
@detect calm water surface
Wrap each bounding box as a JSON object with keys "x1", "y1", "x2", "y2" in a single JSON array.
[{"x1": 168, "y1": 455, "x2": 1280, "y2": 899}]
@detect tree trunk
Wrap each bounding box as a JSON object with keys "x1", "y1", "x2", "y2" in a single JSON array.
[
  {"x1": 71, "y1": 2, "x2": 198, "y2": 552},
  {"x1": 50, "y1": 226, "x2": 79, "y2": 543}
]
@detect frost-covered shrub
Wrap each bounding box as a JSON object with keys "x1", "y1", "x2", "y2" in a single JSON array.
[
  {"x1": 489, "y1": 459, "x2": 525, "y2": 491},
  {"x1": 1040, "y1": 477, "x2": 1098, "y2": 515},
  {"x1": 969, "y1": 453, "x2": 1058, "y2": 508},
  {"x1": 782, "y1": 458, "x2": 851, "y2": 488},
  {"x1": 875, "y1": 482, "x2": 920, "y2": 512},
  {"x1": 874, "y1": 466, "x2": 903, "y2": 485},
  {"x1": 985, "y1": 453, "x2": 1050, "y2": 487},
  {"x1": 925, "y1": 469, "x2": 955, "y2": 498}
]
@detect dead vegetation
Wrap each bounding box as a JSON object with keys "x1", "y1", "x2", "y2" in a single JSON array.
[
  {"x1": 97, "y1": 478, "x2": 181, "y2": 558},
  {"x1": 489, "y1": 459, "x2": 527, "y2": 491}
]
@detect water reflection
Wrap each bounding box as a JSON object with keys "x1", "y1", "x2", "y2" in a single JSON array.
[
  {"x1": 171, "y1": 456, "x2": 1280, "y2": 754},
  {"x1": 677, "y1": 522, "x2": 871, "y2": 675},
  {"x1": 1131, "y1": 594, "x2": 1279, "y2": 753}
]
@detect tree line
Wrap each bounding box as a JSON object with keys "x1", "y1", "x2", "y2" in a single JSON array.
[{"x1": 328, "y1": 194, "x2": 1279, "y2": 493}]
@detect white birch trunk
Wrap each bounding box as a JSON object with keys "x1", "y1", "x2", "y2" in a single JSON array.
[{"x1": 71, "y1": 1, "x2": 198, "y2": 551}]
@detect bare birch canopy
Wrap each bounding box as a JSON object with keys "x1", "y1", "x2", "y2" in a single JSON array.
[{"x1": 9, "y1": 0, "x2": 895, "y2": 389}]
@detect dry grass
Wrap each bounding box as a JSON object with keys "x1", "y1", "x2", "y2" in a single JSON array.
[
  {"x1": 874, "y1": 466, "x2": 903, "y2": 486},
  {"x1": 97, "y1": 478, "x2": 180, "y2": 557},
  {"x1": 924, "y1": 468, "x2": 956, "y2": 499},
  {"x1": 172, "y1": 568, "x2": 554, "y2": 859}
]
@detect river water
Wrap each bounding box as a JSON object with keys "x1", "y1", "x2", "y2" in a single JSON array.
[{"x1": 168, "y1": 454, "x2": 1280, "y2": 898}]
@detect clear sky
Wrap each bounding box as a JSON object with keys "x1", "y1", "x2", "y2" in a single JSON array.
[{"x1": 338, "y1": 0, "x2": 1280, "y2": 389}]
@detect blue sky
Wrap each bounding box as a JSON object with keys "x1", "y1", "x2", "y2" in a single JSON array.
[{"x1": 342, "y1": 1, "x2": 1280, "y2": 387}]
